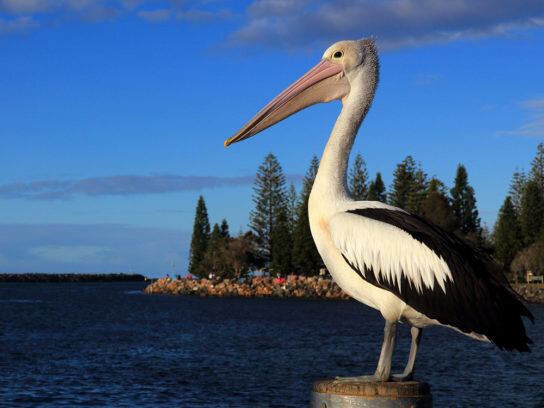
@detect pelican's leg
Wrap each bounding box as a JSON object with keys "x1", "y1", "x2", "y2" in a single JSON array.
[
  {"x1": 392, "y1": 326, "x2": 422, "y2": 382},
  {"x1": 373, "y1": 320, "x2": 397, "y2": 381},
  {"x1": 335, "y1": 320, "x2": 397, "y2": 382}
]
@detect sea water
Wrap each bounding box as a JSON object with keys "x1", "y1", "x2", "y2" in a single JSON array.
[{"x1": 1, "y1": 282, "x2": 543, "y2": 407}]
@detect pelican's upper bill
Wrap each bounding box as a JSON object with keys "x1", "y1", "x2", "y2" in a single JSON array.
[{"x1": 223, "y1": 41, "x2": 366, "y2": 147}]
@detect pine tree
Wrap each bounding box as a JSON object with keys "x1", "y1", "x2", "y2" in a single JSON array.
[
  {"x1": 293, "y1": 156, "x2": 322, "y2": 275},
  {"x1": 405, "y1": 167, "x2": 429, "y2": 215},
  {"x1": 389, "y1": 156, "x2": 418, "y2": 209},
  {"x1": 220, "y1": 219, "x2": 230, "y2": 239},
  {"x1": 428, "y1": 176, "x2": 448, "y2": 195},
  {"x1": 419, "y1": 176, "x2": 454, "y2": 230},
  {"x1": 520, "y1": 179, "x2": 544, "y2": 246},
  {"x1": 494, "y1": 196, "x2": 522, "y2": 269},
  {"x1": 242, "y1": 230, "x2": 266, "y2": 271},
  {"x1": 270, "y1": 205, "x2": 293, "y2": 275},
  {"x1": 529, "y1": 142, "x2": 544, "y2": 192},
  {"x1": 389, "y1": 156, "x2": 429, "y2": 213},
  {"x1": 188, "y1": 195, "x2": 210, "y2": 277},
  {"x1": 293, "y1": 196, "x2": 322, "y2": 276},
  {"x1": 367, "y1": 172, "x2": 387, "y2": 202},
  {"x1": 209, "y1": 223, "x2": 222, "y2": 250},
  {"x1": 301, "y1": 155, "x2": 319, "y2": 197},
  {"x1": 287, "y1": 183, "x2": 298, "y2": 234},
  {"x1": 450, "y1": 164, "x2": 481, "y2": 240},
  {"x1": 420, "y1": 191, "x2": 456, "y2": 232},
  {"x1": 202, "y1": 223, "x2": 224, "y2": 277},
  {"x1": 349, "y1": 152, "x2": 369, "y2": 200},
  {"x1": 249, "y1": 153, "x2": 287, "y2": 263},
  {"x1": 509, "y1": 168, "x2": 527, "y2": 214}
]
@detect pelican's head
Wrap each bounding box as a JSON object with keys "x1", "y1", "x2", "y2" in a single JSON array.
[
  {"x1": 322, "y1": 39, "x2": 378, "y2": 83},
  {"x1": 224, "y1": 38, "x2": 378, "y2": 147}
]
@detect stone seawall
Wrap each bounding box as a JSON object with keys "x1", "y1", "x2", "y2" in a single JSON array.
[{"x1": 143, "y1": 277, "x2": 544, "y2": 304}]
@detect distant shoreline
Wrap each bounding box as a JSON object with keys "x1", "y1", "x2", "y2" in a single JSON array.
[{"x1": 0, "y1": 273, "x2": 147, "y2": 283}]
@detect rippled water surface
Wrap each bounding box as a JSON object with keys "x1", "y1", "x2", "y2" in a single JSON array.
[{"x1": 1, "y1": 282, "x2": 543, "y2": 407}]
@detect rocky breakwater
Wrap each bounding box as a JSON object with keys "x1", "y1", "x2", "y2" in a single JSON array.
[
  {"x1": 143, "y1": 277, "x2": 544, "y2": 304},
  {"x1": 513, "y1": 284, "x2": 544, "y2": 304},
  {"x1": 142, "y1": 275, "x2": 351, "y2": 300}
]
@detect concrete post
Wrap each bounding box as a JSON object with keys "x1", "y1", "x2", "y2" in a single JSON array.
[{"x1": 310, "y1": 379, "x2": 432, "y2": 408}]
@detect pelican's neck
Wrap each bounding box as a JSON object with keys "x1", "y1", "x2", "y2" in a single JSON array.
[{"x1": 312, "y1": 67, "x2": 378, "y2": 205}]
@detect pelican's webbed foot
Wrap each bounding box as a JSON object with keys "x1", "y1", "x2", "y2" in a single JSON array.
[
  {"x1": 333, "y1": 374, "x2": 387, "y2": 383},
  {"x1": 391, "y1": 372, "x2": 413, "y2": 382}
]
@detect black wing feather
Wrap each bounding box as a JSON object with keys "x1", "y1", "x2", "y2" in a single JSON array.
[{"x1": 346, "y1": 208, "x2": 533, "y2": 352}]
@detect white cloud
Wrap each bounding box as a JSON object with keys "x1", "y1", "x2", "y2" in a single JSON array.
[
  {"x1": 227, "y1": 0, "x2": 544, "y2": 51},
  {"x1": 0, "y1": 16, "x2": 38, "y2": 34},
  {"x1": 79, "y1": 6, "x2": 121, "y2": 22},
  {"x1": 0, "y1": 0, "x2": 108, "y2": 15},
  {"x1": 0, "y1": 0, "x2": 235, "y2": 34},
  {"x1": 2, "y1": 0, "x2": 543, "y2": 51},
  {"x1": 0, "y1": 0, "x2": 50, "y2": 14},
  {"x1": 523, "y1": 99, "x2": 544, "y2": 110},
  {"x1": 0, "y1": 174, "x2": 252, "y2": 199},
  {"x1": 0, "y1": 173, "x2": 303, "y2": 200},
  {"x1": 29, "y1": 245, "x2": 110, "y2": 263},
  {"x1": 247, "y1": 0, "x2": 308, "y2": 18},
  {"x1": 412, "y1": 73, "x2": 442, "y2": 86},
  {"x1": 138, "y1": 9, "x2": 172, "y2": 23},
  {"x1": 176, "y1": 8, "x2": 233, "y2": 23},
  {"x1": 0, "y1": 0, "x2": 125, "y2": 29},
  {"x1": 508, "y1": 98, "x2": 544, "y2": 138}
]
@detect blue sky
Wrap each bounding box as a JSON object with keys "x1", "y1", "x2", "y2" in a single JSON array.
[{"x1": 1, "y1": 0, "x2": 543, "y2": 278}]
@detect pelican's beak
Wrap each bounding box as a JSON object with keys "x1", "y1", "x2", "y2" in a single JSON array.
[{"x1": 224, "y1": 59, "x2": 350, "y2": 147}]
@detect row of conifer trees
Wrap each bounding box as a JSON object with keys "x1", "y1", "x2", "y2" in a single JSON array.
[
  {"x1": 189, "y1": 143, "x2": 544, "y2": 280},
  {"x1": 494, "y1": 143, "x2": 544, "y2": 281}
]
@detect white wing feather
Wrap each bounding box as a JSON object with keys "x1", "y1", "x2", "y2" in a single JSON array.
[{"x1": 330, "y1": 211, "x2": 453, "y2": 294}]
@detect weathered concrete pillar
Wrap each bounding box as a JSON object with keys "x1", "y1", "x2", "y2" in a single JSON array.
[{"x1": 310, "y1": 379, "x2": 432, "y2": 408}]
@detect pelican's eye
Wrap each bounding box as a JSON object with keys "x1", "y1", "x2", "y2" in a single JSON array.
[{"x1": 333, "y1": 51, "x2": 343, "y2": 59}]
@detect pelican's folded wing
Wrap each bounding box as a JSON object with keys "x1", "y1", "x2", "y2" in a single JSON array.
[
  {"x1": 330, "y1": 208, "x2": 455, "y2": 295},
  {"x1": 329, "y1": 206, "x2": 533, "y2": 351}
]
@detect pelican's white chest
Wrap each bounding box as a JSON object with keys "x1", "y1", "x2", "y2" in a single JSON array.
[{"x1": 308, "y1": 189, "x2": 403, "y2": 320}]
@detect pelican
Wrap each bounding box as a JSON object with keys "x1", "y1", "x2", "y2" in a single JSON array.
[{"x1": 225, "y1": 38, "x2": 533, "y2": 381}]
